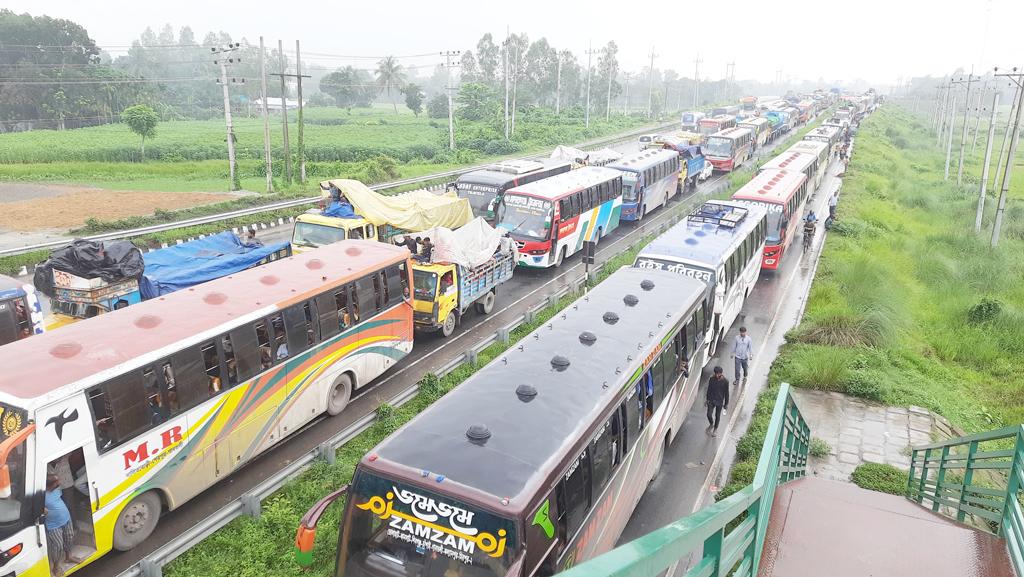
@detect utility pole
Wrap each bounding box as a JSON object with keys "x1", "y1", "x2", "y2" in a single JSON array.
[
  {"x1": 441, "y1": 50, "x2": 461, "y2": 150},
  {"x1": 975, "y1": 91, "x2": 999, "y2": 234},
  {"x1": 605, "y1": 55, "x2": 614, "y2": 121},
  {"x1": 944, "y1": 95, "x2": 956, "y2": 181},
  {"x1": 991, "y1": 76, "x2": 1019, "y2": 195},
  {"x1": 623, "y1": 72, "x2": 631, "y2": 116},
  {"x1": 972, "y1": 80, "x2": 988, "y2": 154},
  {"x1": 295, "y1": 40, "x2": 306, "y2": 184},
  {"x1": 647, "y1": 47, "x2": 658, "y2": 119},
  {"x1": 585, "y1": 41, "x2": 594, "y2": 128},
  {"x1": 991, "y1": 67, "x2": 1024, "y2": 248},
  {"x1": 937, "y1": 80, "x2": 952, "y2": 146},
  {"x1": 213, "y1": 43, "x2": 242, "y2": 191},
  {"x1": 693, "y1": 55, "x2": 702, "y2": 109},
  {"x1": 555, "y1": 54, "x2": 562, "y2": 115},
  {"x1": 952, "y1": 71, "x2": 976, "y2": 186},
  {"x1": 725, "y1": 61, "x2": 735, "y2": 103},
  {"x1": 503, "y1": 29, "x2": 510, "y2": 140},
  {"x1": 269, "y1": 41, "x2": 311, "y2": 186},
  {"x1": 259, "y1": 37, "x2": 273, "y2": 193}
]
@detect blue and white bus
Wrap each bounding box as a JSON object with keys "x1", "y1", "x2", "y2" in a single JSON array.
[
  {"x1": 607, "y1": 148, "x2": 681, "y2": 223},
  {"x1": 633, "y1": 200, "x2": 767, "y2": 355}
]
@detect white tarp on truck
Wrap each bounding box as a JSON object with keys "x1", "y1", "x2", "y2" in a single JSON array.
[
  {"x1": 416, "y1": 217, "x2": 512, "y2": 269},
  {"x1": 328, "y1": 179, "x2": 473, "y2": 232}
]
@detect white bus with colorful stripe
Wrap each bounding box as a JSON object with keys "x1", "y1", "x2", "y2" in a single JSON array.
[
  {"x1": 0, "y1": 240, "x2": 413, "y2": 576},
  {"x1": 496, "y1": 167, "x2": 623, "y2": 269},
  {"x1": 606, "y1": 148, "x2": 681, "y2": 223}
]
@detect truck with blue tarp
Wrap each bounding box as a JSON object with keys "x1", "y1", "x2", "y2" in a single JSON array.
[{"x1": 663, "y1": 143, "x2": 711, "y2": 192}]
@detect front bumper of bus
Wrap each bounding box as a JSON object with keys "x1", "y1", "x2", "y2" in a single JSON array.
[
  {"x1": 515, "y1": 241, "x2": 554, "y2": 268},
  {"x1": 620, "y1": 202, "x2": 640, "y2": 221},
  {"x1": 708, "y1": 157, "x2": 735, "y2": 172},
  {"x1": 761, "y1": 244, "x2": 782, "y2": 270}
]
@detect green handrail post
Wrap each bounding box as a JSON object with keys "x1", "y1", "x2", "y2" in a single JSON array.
[
  {"x1": 958, "y1": 440, "x2": 979, "y2": 523},
  {"x1": 906, "y1": 448, "x2": 918, "y2": 499},
  {"x1": 703, "y1": 527, "x2": 724, "y2": 577},
  {"x1": 916, "y1": 447, "x2": 931, "y2": 505},
  {"x1": 998, "y1": 428, "x2": 1024, "y2": 539},
  {"x1": 932, "y1": 445, "x2": 949, "y2": 512}
]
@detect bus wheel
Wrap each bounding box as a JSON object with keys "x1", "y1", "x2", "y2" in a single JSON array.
[
  {"x1": 553, "y1": 247, "x2": 566, "y2": 268},
  {"x1": 441, "y1": 312, "x2": 457, "y2": 337},
  {"x1": 650, "y1": 436, "x2": 669, "y2": 483},
  {"x1": 113, "y1": 491, "x2": 162, "y2": 551},
  {"x1": 639, "y1": 206, "x2": 647, "y2": 221},
  {"x1": 475, "y1": 291, "x2": 495, "y2": 315},
  {"x1": 326, "y1": 373, "x2": 353, "y2": 416}
]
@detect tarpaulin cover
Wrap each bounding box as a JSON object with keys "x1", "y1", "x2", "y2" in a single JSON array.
[
  {"x1": 33, "y1": 239, "x2": 144, "y2": 297},
  {"x1": 412, "y1": 217, "x2": 510, "y2": 269},
  {"x1": 322, "y1": 201, "x2": 359, "y2": 219},
  {"x1": 329, "y1": 179, "x2": 473, "y2": 232},
  {"x1": 138, "y1": 232, "x2": 289, "y2": 299},
  {"x1": 550, "y1": 145, "x2": 588, "y2": 163}
]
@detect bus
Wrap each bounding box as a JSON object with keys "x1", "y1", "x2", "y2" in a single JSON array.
[
  {"x1": 740, "y1": 96, "x2": 758, "y2": 111},
  {"x1": 0, "y1": 275, "x2": 43, "y2": 346},
  {"x1": 634, "y1": 200, "x2": 767, "y2": 355},
  {"x1": 802, "y1": 125, "x2": 842, "y2": 156},
  {"x1": 680, "y1": 111, "x2": 705, "y2": 132},
  {"x1": 703, "y1": 127, "x2": 753, "y2": 173},
  {"x1": 606, "y1": 148, "x2": 681, "y2": 222},
  {"x1": 786, "y1": 140, "x2": 831, "y2": 188},
  {"x1": 454, "y1": 159, "x2": 572, "y2": 222},
  {"x1": 698, "y1": 114, "x2": 736, "y2": 137},
  {"x1": 730, "y1": 168, "x2": 809, "y2": 270},
  {"x1": 758, "y1": 145, "x2": 825, "y2": 192},
  {"x1": 738, "y1": 116, "x2": 772, "y2": 150},
  {"x1": 322, "y1": 266, "x2": 710, "y2": 577},
  {"x1": 497, "y1": 167, "x2": 623, "y2": 268},
  {"x1": 0, "y1": 241, "x2": 413, "y2": 576},
  {"x1": 712, "y1": 105, "x2": 741, "y2": 117}
]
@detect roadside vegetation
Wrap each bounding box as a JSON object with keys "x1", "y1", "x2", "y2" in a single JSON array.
[{"x1": 851, "y1": 463, "x2": 907, "y2": 495}]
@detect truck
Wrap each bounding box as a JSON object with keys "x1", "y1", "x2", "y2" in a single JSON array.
[
  {"x1": 663, "y1": 142, "x2": 710, "y2": 192},
  {"x1": 0, "y1": 275, "x2": 44, "y2": 346},
  {"x1": 409, "y1": 218, "x2": 516, "y2": 337}
]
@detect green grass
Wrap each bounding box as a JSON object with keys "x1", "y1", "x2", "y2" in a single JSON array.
[
  {"x1": 851, "y1": 463, "x2": 907, "y2": 495},
  {"x1": 773, "y1": 105, "x2": 1024, "y2": 434},
  {"x1": 809, "y1": 437, "x2": 832, "y2": 458}
]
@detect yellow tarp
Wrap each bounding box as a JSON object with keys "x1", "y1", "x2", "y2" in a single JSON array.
[{"x1": 326, "y1": 179, "x2": 473, "y2": 232}]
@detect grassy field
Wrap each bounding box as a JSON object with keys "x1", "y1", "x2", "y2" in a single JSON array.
[{"x1": 773, "y1": 105, "x2": 1024, "y2": 434}]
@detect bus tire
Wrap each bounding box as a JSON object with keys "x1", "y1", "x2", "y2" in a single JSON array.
[
  {"x1": 595, "y1": 227, "x2": 603, "y2": 244},
  {"x1": 112, "y1": 491, "x2": 162, "y2": 551},
  {"x1": 650, "y1": 436, "x2": 669, "y2": 483},
  {"x1": 639, "y1": 206, "x2": 647, "y2": 221},
  {"x1": 553, "y1": 246, "x2": 566, "y2": 268},
  {"x1": 326, "y1": 373, "x2": 353, "y2": 416},
  {"x1": 441, "y1": 311, "x2": 458, "y2": 337},
  {"x1": 475, "y1": 291, "x2": 495, "y2": 315}
]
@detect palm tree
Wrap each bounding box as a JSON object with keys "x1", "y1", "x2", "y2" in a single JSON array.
[{"x1": 375, "y1": 56, "x2": 406, "y2": 114}]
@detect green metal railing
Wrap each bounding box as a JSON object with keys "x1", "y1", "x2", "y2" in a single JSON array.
[
  {"x1": 907, "y1": 425, "x2": 1024, "y2": 573},
  {"x1": 557, "y1": 383, "x2": 810, "y2": 577}
]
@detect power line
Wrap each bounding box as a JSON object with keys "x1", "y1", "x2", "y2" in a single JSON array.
[{"x1": 0, "y1": 77, "x2": 217, "y2": 85}]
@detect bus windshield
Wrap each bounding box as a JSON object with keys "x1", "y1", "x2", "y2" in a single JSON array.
[
  {"x1": 703, "y1": 137, "x2": 734, "y2": 158},
  {"x1": 412, "y1": 270, "x2": 437, "y2": 301},
  {"x1": 456, "y1": 182, "x2": 499, "y2": 215},
  {"x1": 293, "y1": 221, "x2": 347, "y2": 248},
  {"x1": 496, "y1": 194, "x2": 552, "y2": 241},
  {"x1": 0, "y1": 403, "x2": 30, "y2": 540},
  {"x1": 621, "y1": 175, "x2": 640, "y2": 202},
  {"x1": 337, "y1": 471, "x2": 517, "y2": 577}
]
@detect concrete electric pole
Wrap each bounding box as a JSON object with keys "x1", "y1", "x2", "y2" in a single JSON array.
[
  {"x1": 585, "y1": 41, "x2": 594, "y2": 129},
  {"x1": 441, "y1": 50, "x2": 461, "y2": 151},
  {"x1": 259, "y1": 37, "x2": 273, "y2": 193},
  {"x1": 213, "y1": 43, "x2": 242, "y2": 191},
  {"x1": 269, "y1": 40, "x2": 310, "y2": 186},
  {"x1": 647, "y1": 47, "x2": 658, "y2": 119},
  {"x1": 975, "y1": 91, "x2": 999, "y2": 234},
  {"x1": 991, "y1": 67, "x2": 1024, "y2": 248},
  {"x1": 951, "y1": 72, "x2": 976, "y2": 186}
]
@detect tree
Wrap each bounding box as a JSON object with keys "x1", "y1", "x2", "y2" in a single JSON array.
[
  {"x1": 456, "y1": 82, "x2": 499, "y2": 122},
  {"x1": 403, "y1": 83, "x2": 424, "y2": 116},
  {"x1": 523, "y1": 38, "x2": 558, "y2": 107},
  {"x1": 460, "y1": 51, "x2": 479, "y2": 83},
  {"x1": 121, "y1": 104, "x2": 159, "y2": 160},
  {"x1": 427, "y1": 93, "x2": 449, "y2": 119},
  {"x1": 596, "y1": 41, "x2": 621, "y2": 119},
  {"x1": 375, "y1": 56, "x2": 407, "y2": 114},
  {"x1": 476, "y1": 34, "x2": 500, "y2": 85},
  {"x1": 320, "y1": 66, "x2": 372, "y2": 112}
]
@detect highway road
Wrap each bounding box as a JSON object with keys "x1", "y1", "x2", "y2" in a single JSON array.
[{"x1": 76, "y1": 125, "x2": 824, "y2": 577}]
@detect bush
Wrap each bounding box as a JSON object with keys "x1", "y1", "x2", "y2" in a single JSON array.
[
  {"x1": 843, "y1": 372, "x2": 884, "y2": 401},
  {"x1": 483, "y1": 139, "x2": 522, "y2": 156},
  {"x1": 729, "y1": 461, "x2": 756, "y2": 486},
  {"x1": 810, "y1": 438, "x2": 832, "y2": 458},
  {"x1": 851, "y1": 463, "x2": 907, "y2": 495},
  {"x1": 967, "y1": 297, "x2": 1002, "y2": 325}
]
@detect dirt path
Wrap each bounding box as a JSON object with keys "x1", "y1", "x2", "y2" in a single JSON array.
[{"x1": 0, "y1": 183, "x2": 238, "y2": 231}]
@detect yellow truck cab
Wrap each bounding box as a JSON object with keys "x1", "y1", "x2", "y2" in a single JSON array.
[
  {"x1": 411, "y1": 249, "x2": 515, "y2": 337},
  {"x1": 291, "y1": 211, "x2": 378, "y2": 253}
]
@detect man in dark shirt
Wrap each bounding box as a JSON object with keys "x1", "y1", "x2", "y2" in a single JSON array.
[
  {"x1": 418, "y1": 237, "x2": 434, "y2": 262},
  {"x1": 706, "y1": 366, "x2": 730, "y2": 436}
]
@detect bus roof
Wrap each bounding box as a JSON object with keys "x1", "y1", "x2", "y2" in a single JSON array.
[
  {"x1": 637, "y1": 200, "x2": 767, "y2": 268},
  {"x1": 606, "y1": 148, "x2": 678, "y2": 173},
  {"x1": 367, "y1": 267, "x2": 706, "y2": 510},
  {"x1": 708, "y1": 127, "x2": 752, "y2": 140},
  {"x1": 731, "y1": 169, "x2": 807, "y2": 205},
  {"x1": 739, "y1": 117, "x2": 769, "y2": 127},
  {"x1": 457, "y1": 159, "x2": 571, "y2": 187},
  {"x1": 505, "y1": 166, "x2": 621, "y2": 201},
  {"x1": 787, "y1": 140, "x2": 829, "y2": 157},
  {"x1": 758, "y1": 151, "x2": 816, "y2": 174},
  {"x1": 0, "y1": 274, "x2": 26, "y2": 301},
  {"x1": 804, "y1": 126, "x2": 840, "y2": 140},
  {"x1": 700, "y1": 114, "x2": 733, "y2": 124},
  {"x1": 0, "y1": 241, "x2": 408, "y2": 403}
]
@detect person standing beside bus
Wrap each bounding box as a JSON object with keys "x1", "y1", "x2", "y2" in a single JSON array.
[
  {"x1": 706, "y1": 367, "x2": 730, "y2": 436},
  {"x1": 732, "y1": 326, "x2": 753, "y2": 385},
  {"x1": 45, "y1": 474, "x2": 75, "y2": 576}
]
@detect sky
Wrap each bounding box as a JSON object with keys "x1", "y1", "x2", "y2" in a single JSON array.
[{"x1": 6, "y1": 0, "x2": 1022, "y2": 87}]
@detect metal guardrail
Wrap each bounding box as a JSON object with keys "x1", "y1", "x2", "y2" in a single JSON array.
[
  {"x1": 0, "y1": 122, "x2": 677, "y2": 258},
  {"x1": 907, "y1": 425, "x2": 1024, "y2": 574},
  {"x1": 118, "y1": 160, "x2": 725, "y2": 577},
  {"x1": 557, "y1": 383, "x2": 811, "y2": 577}
]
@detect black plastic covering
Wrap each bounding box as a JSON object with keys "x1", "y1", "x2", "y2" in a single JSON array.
[{"x1": 33, "y1": 239, "x2": 145, "y2": 297}]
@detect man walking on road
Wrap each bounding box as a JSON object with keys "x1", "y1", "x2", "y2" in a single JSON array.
[
  {"x1": 829, "y1": 190, "x2": 839, "y2": 221},
  {"x1": 706, "y1": 367, "x2": 730, "y2": 436},
  {"x1": 732, "y1": 326, "x2": 753, "y2": 385}
]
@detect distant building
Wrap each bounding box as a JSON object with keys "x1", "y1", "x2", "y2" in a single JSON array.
[{"x1": 252, "y1": 97, "x2": 303, "y2": 112}]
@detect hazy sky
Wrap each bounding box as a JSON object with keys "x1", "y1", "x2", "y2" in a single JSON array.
[{"x1": 7, "y1": 0, "x2": 1022, "y2": 86}]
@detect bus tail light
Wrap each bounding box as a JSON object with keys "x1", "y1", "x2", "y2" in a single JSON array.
[
  {"x1": 0, "y1": 542, "x2": 21, "y2": 566},
  {"x1": 527, "y1": 249, "x2": 548, "y2": 256}
]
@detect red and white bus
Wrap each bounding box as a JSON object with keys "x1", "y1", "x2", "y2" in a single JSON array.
[
  {"x1": 703, "y1": 127, "x2": 753, "y2": 172},
  {"x1": 0, "y1": 241, "x2": 413, "y2": 575},
  {"x1": 697, "y1": 114, "x2": 736, "y2": 137},
  {"x1": 497, "y1": 167, "x2": 623, "y2": 268},
  {"x1": 730, "y1": 168, "x2": 809, "y2": 270}
]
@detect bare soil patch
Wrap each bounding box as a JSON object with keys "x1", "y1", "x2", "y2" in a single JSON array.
[{"x1": 0, "y1": 187, "x2": 237, "y2": 232}]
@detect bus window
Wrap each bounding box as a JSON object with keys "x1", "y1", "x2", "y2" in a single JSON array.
[
  {"x1": 590, "y1": 412, "x2": 620, "y2": 497},
  {"x1": 316, "y1": 293, "x2": 340, "y2": 341},
  {"x1": 201, "y1": 342, "x2": 222, "y2": 394},
  {"x1": 355, "y1": 276, "x2": 377, "y2": 316},
  {"x1": 171, "y1": 348, "x2": 209, "y2": 412},
  {"x1": 304, "y1": 302, "x2": 317, "y2": 345},
  {"x1": 230, "y1": 324, "x2": 262, "y2": 381},
  {"x1": 283, "y1": 304, "x2": 311, "y2": 358},
  {"x1": 688, "y1": 315, "x2": 700, "y2": 352},
  {"x1": 142, "y1": 368, "x2": 166, "y2": 426},
  {"x1": 372, "y1": 273, "x2": 385, "y2": 311},
  {"x1": 255, "y1": 321, "x2": 272, "y2": 369},
  {"x1": 385, "y1": 265, "x2": 404, "y2": 306},
  {"x1": 557, "y1": 447, "x2": 591, "y2": 539},
  {"x1": 269, "y1": 314, "x2": 289, "y2": 362},
  {"x1": 88, "y1": 388, "x2": 115, "y2": 452},
  {"x1": 643, "y1": 371, "x2": 656, "y2": 422},
  {"x1": 624, "y1": 386, "x2": 642, "y2": 451},
  {"x1": 335, "y1": 287, "x2": 351, "y2": 330},
  {"x1": 105, "y1": 372, "x2": 148, "y2": 446},
  {"x1": 222, "y1": 335, "x2": 238, "y2": 386}
]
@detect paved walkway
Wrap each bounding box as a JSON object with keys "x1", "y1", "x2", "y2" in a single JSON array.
[{"x1": 792, "y1": 389, "x2": 962, "y2": 482}]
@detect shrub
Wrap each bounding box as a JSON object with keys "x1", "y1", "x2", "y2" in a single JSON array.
[
  {"x1": 967, "y1": 297, "x2": 1002, "y2": 325},
  {"x1": 483, "y1": 139, "x2": 522, "y2": 155},
  {"x1": 417, "y1": 373, "x2": 444, "y2": 403},
  {"x1": 843, "y1": 372, "x2": 884, "y2": 401},
  {"x1": 851, "y1": 463, "x2": 907, "y2": 495},
  {"x1": 810, "y1": 438, "x2": 832, "y2": 458},
  {"x1": 729, "y1": 461, "x2": 756, "y2": 486}
]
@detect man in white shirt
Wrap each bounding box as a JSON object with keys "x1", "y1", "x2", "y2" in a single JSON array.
[
  {"x1": 731, "y1": 326, "x2": 754, "y2": 385},
  {"x1": 829, "y1": 191, "x2": 839, "y2": 220}
]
